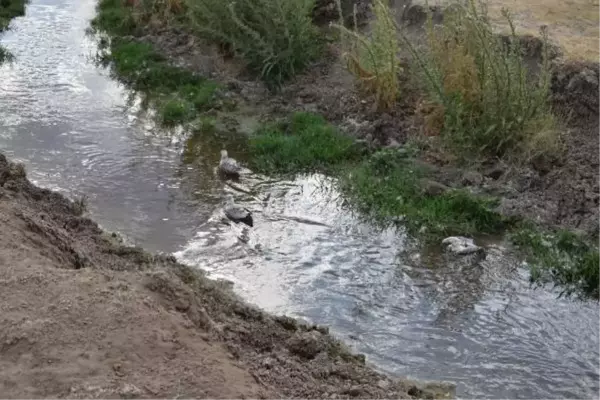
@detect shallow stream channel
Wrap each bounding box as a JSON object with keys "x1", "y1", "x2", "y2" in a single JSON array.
[{"x1": 1, "y1": 0, "x2": 598, "y2": 398}]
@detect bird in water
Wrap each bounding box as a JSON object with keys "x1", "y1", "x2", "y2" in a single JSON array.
[
  {"x1": 442, "y1": 236, "x2": 484, "y2": 256},
  {"x1": 224, "y1": 194, "x2": 253, "y2": 227},
  {"x1": 218, "y1": 149, "x2": 241, "y2": 178}
]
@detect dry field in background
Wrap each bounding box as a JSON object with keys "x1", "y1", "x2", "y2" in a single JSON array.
[{"x1": 413, "y1": 0, "x2": 600, "y2": 61}]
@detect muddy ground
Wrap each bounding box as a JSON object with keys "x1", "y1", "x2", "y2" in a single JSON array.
[
  {"x1": 0, "y1": 153, "x2": 454, "y2": 398},
  {"x1": 134, "y1": 1, "x2": 599, "y2": 238}
]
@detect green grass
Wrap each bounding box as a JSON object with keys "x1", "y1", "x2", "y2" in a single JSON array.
[
  {"x1": 0, "y1": 45, "x2": 12, "y2": 63},
  {"x1": 0, "y1": 0, "x2": 27, "y2": 32},
  {"x1": 250, "y1": 112, "x2": 507, "y2": 239},
  {"x1": 511, "y1": 225, "x2": 599, "y2": 299},
  {"x1": 91, "y1": 0, "x2": 219, "y2": 127},
  {"x1": 0, "y1": 0, "x2": 28, "y2": 64},
  {"x1": 91, "y1": 2, "x2": 139, "y2": 36},
  {"x1": 249, "y1": 112, "x2": 363, "y2": 174},
  {"x1": 92, "y1": 0, "x2": 322, "y2": 88},
  {"x1": 249, "y1": 112, "x2": 598, "y2": 298},
  {"x1": 158, "y1": 97, "x2": 192, "y2": 126},
  {"x1": 337, "y1": 149, "x2": 506, "y2": 238}
]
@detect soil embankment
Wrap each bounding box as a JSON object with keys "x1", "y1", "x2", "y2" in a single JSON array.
[{"x1": 0, "y1": 153, "x2": 453, "y2": 398}]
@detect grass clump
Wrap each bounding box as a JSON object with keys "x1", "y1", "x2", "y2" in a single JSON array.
[
  {"x1": 0, "y1": 0, "x2": 27, "y2": 32},
  {"x1": 0, "y1": 0, "x2": 28, "y2": 64},
  {"x1": 337, "y1": 148, "x2": 506, "y2": 238},
  {"x1": 106, "y1": 40, "x2": 198, "y2": 90},
  {"x1": 511, "y1": 225, "x2": 599, "y2": 299},
  {"x1": 184, "y1": 0, "x2": 321, "y2": 88},
  {"x1": 91, "y1": 0, "x2": 139, "y2": 36},
  {"x1": 0, "y1": 45, "x2": 13, "y2": 63},
  {"x1": 334, "y1": 0, "x2": 401, "y2": 111},
  {"x1": 158, "y1": 98, "x2": 192, "y2": 126},
  {"x1": 102, "y1": 38, "x2": 219, "y2": 124},
  {"x1": 249, "y1": 112, "x2": 362, "y2": 174},
  {"x1": 406, "y1": 0, "x2": 559, "y2": 159},
  {"x1": 91, "y1": 0, "x2": 220, "y2": 127}
]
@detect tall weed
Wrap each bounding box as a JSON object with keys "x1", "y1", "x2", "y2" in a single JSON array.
[
  {"x1": 405, "y1": 0, "x2": 559, "y2": 159},
  {"x1": 183, "y1": 0, "x2": 321, "y2": 88},
  {"x1": 334, "y1": 0, "x2": 401, "y2": 111}
]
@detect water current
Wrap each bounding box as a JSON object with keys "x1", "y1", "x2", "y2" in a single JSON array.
[{"x1": 0, "y1": 1, "x2": 598, "y2": 397}]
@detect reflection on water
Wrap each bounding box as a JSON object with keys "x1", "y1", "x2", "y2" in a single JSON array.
[
  {"x1": 176, "y1": 176, "x2": 600, "y2": 399},
  {"x1": 1, "y1": 0, "x2": 599, "y2": 398}
]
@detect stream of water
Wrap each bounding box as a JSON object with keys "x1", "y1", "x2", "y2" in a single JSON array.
[{"x1": 0, "y1": 0, "x2": 598, "y2": 398}]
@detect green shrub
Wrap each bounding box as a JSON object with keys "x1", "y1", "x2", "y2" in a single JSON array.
[
  {"x1": 405, "y1": 0, "x2": 559, "y2": 159},
  {"x1": 0, "y1": 45, "x2": 13, "y2": 63},
  {"x1": 183, "y1": 0, "x2": 321, "y2": 87},
  {"x1": 93, "y1": 0, "x2": 321, "y2": 87},
  {"x1": 91, "y1": 0, "x2": 222, "y2": 128}
]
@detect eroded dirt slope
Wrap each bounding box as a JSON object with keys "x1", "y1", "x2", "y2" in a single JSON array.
[{"x1": 0, "y1": 153, "x2": 453, "y2": 399}]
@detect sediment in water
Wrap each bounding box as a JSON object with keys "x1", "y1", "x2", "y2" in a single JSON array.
[{"x1": 0, "y1": 152, "x2": 454, "y2": 398}]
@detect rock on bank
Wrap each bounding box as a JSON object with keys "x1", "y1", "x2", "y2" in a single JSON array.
[{"x1": 0, "y1": 153, "x2": 453, "y2": 399}]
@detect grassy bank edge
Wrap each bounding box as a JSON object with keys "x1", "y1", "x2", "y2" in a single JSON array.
[
  {"x1": 90, "y1": 0, "x2": 598, "y2": 300},
  {"x1": 250, "y1": 112, "x2": 508, "y2": 237},
  {"x1": 0, "y1": 0, "x2": 26, "y2": 32},
  {"x1": 90, "y1": 0, "x2": 222, "y2": 127},
  {"x1": 0, "y1": 0, "x2": 28, "y2": 63},
  {"x1": 248, "y1": 112, "x2": 599, "y2": 300}
]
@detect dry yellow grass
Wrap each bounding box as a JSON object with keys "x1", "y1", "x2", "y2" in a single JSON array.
[{"x1": 418, "y1": 0, "x2": 599, "y2": 61}]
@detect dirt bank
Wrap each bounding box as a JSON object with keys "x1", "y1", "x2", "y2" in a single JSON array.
[{"x1": 0, "y1": 153, "x2": 453, "y2": 398}]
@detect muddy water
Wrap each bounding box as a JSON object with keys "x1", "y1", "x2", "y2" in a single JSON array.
[{"x1": 0, "y1": 0, "x2": 598, "y2": 398}]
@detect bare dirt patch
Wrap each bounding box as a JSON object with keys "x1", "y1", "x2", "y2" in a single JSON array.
[{"x1": 0, "y1": 153, "x2": 453, "y2": 399}]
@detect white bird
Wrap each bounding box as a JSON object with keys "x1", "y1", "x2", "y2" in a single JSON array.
[
  {"x1": 224, "y1": 194, "x2": 253, "y2": 227},
  {"x1": 218, "y1": 149, "x2": 241, "y2": 177},
  {"x1": 442, "y1": 236, "x2": 484, "y2": 256}
]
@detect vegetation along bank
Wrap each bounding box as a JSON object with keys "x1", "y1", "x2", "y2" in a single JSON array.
[
  {"x1": 89, "y1": 0, "x2": 599, "y2": 299},
  {"x1": 91, "y1": 0, "x2": 599, "y2": 299},
  {"x1": 0, "y1": 2, "x2": 460, "y2": 397},
  {"x1": 0, "y1": 0, "x2": 27, "y2": 62}
]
